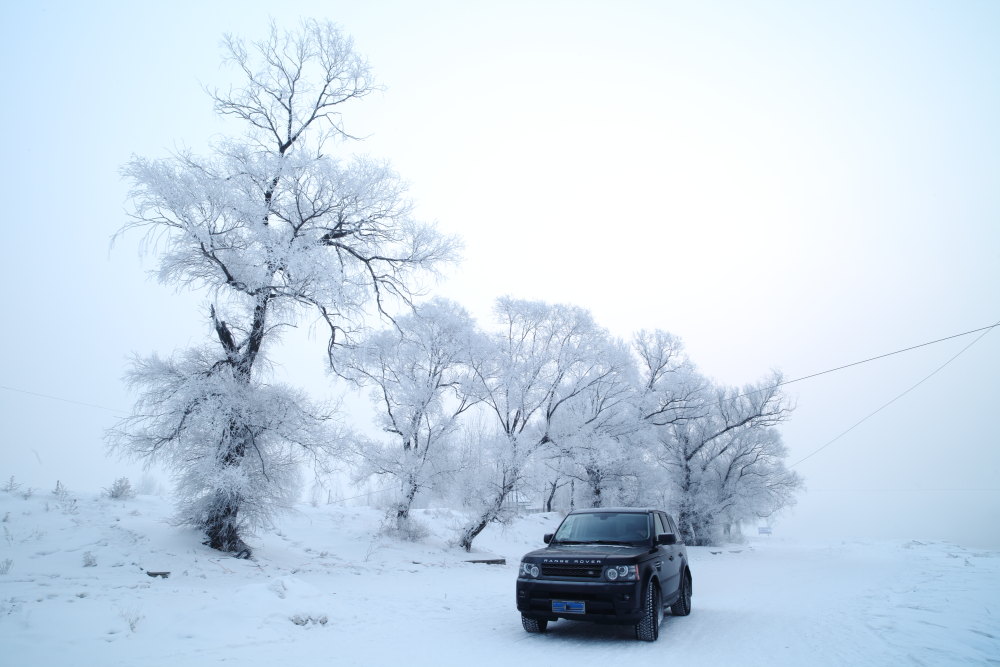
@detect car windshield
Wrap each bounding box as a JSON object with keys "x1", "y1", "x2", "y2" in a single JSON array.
[{"x1": 552, "y1": 512, "x2": 650, "y2": 545}]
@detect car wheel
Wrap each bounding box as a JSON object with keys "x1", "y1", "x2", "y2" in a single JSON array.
[
  {"x1": 522, "y1": 615, "x2": 548, "y2": 633},
  {"x1": 670, "y1": 569, "x2": 692, "y2": 616},
  {"x1": 635, "y1": 581, "x2": 662, "y2": 641}
]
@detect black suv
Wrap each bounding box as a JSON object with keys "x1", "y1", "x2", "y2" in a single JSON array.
[{"x1": 516, "y1": 508, "x2": 692, "y2": 641}]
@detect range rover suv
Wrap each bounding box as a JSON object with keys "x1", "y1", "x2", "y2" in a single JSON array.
[{"x1": 516, "y1": 508, "x2": 692, "y2": 641}]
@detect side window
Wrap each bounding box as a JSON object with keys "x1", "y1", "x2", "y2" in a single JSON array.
[
  {"x1": 665, "y1": 514, "x2": 679, "y2": 535},
  {"x1": 653, "y1": 512, "x2": 666, "y2": 536}
]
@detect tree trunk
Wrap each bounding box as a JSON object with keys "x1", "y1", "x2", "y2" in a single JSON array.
[
  {"x1": 395, "y1": 475, "x2": 420, "y2": 527},
  {"x1": 458, "y1": 470, "x2": 517, "y2": 552},
  {"x1": 545, "y1": 477, "x2": 561, "y2": 512},
  {"x1": 204, "y1": 501, "x2": 252, "y2": 558},
  {"x1": 202, "y1": 297, "x2": 270, "y2": 557},
  {"x1": 586, "y1": 467, "x2": 603, "y2": 508}
]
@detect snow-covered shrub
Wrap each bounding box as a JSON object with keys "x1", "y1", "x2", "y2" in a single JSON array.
[
  {"x1": 0, "y1": 558, "x2": 12, "y2": 575},
  {"x1": 104, "y1": 477, "x2": 136, "y2": 500},
  {"x1": 55, "y1": 499, "x2": 78, "y2": 515},
  {"x1": 2, "y1": 476, "x2": 20, "y2": 493},
  {"x1": 118, "y1": 606, "x2": 143, "y2": 632},
  {"x1": 380, "y1": 514, "x2": 430, "y2": 542},
  {"x1": 82, "y1": 551, "x2": 97, "y2": 567},
  {"x1": 52, "y1": 480, "x2": 69, "y2": 500}
]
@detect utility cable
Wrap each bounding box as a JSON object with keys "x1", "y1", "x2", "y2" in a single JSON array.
[
  {"x1": 790, "y1": 322, "x2": 997, "y2": 468},
  {"x1": 723, "y1": 321, "x2": 999, "y2": 404},
  {"x1": 776, "y1": 323, "x2": 999, "y2": 389},
  {"x1": 0, "y1": 384, "x2": 126, "y2": 415}
]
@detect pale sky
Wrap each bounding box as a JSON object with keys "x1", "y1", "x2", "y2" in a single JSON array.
[{"x1": 2, "y1": 1, "x2": 998, "y2": 547}]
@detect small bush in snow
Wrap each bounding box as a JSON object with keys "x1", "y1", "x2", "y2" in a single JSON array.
[
  {"x1": 53, "y1": 480, "x2": 70, "y2": 500},
  {"x1": 0, "y1": 558, "x2": 12, "y2": 575},
  {"x1": 82, "y1": 551, "x2": 97, "y2": 567},
  {"x1": 20, "y1": 487, "x2": 33, "y2": 500},
  {"x1": 56, "y1": 499, "x2": 78, "y2": 515},
  {"x1": 2, "y1": 476, "x2": 21, "y2": 493},
  {"x1": 118, "y1": 606, "x2": 144, "y2": 632},
  {"x1": 380, "y1": 515, "x2": 430, "y2": 542},
  {"x1": 104, "y1": 477, "x2": 136, "y2": 500}
]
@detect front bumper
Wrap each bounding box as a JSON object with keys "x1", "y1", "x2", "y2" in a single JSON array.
[{"x1": 516, "y1": 577, "x2": 644, "y2": 624}]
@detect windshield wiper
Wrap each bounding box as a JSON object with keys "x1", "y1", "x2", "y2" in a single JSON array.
[{"x1": 554, "y1": 539, "x2": 637, "y2": 545}]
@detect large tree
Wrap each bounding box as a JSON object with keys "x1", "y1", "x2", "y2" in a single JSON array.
[
  {"x1": 655, "y1": 375, "x2": 795, "y2": 545},
  {"x1": 545, "y1": 338, "x2": 639, "y2": 508},
  {"x1": 108, "y1": 21, "x2": 456, "y2": 556},
  {"x1": 340, "y1": 298, "x2": 478, "y2": 531},
  {"x1": 457, "y1": 298, "x2": 617, "y2": 551}
]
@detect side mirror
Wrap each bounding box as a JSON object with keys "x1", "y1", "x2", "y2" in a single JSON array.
[
  {"x1": 657, "y1": 533, "x2": 677, "y2": 546},
  {"x1": 543, "y1": 533, "x2": 554, "y2": 544}
]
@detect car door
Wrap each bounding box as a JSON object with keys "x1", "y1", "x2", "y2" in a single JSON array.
[{"x1": 655, "y1": 512, "x2": 682, "y2": 597}]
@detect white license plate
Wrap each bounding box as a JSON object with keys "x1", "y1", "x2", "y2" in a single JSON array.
[{"x1": 552, "y1": 600, "x2": 586, "y2": 614}]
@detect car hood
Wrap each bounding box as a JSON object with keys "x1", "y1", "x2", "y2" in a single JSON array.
[{"x1": 522, "y1": 543, "x2": 650, "y2": 563}]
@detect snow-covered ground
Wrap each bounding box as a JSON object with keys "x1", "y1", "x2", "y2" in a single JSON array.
[{"x1": 1, "y1": 486, "x2": 997, "y2": 666}]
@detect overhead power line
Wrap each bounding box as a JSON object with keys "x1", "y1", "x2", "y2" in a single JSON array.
[
  {"x1": 776, "y1": 322, "x2": 999, "y2": 389},
  {"x1": 717, "y1": 321, "x2": 998, "y2": 407},
  {"x1": 790, "y1": 321, "x2": 998, "y2": 468},
  {"x1": 0, "y1": 384, "x2": 126, "y2": 415}
]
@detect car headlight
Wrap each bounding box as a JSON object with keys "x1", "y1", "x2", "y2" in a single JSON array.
[
  {"x1": 520, "y1": 561, "x2": 540, "y2": 578},
  {"x1": 604, "y1": 564, "x2": 638, "y2": 581}
]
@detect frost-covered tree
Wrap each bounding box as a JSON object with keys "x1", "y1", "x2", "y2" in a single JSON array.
[
  {"x1": 546, "y1": 338, "x2": 640, "y2": 508},
  {"x1": 704, "y1": 425, "x2": 802, "y2": 538},
  {"x1": 655, "y1": 374, "x2": 794, "y2": 545},
  {"x1": 108, "y1": 21, "x2": 456, "y2": 556},
  {"x1": 457, "y1": 298, "x2": 617, "y2": 551},
  {"x1": 629, "y1": 332, "x2": 801, "y2": 543},
  {"x1": 340, "y1": 299, "x2": 478, "y2": 530},
  {"x1": 540, "y1": 467, "x2": 573, "y2": 512}
]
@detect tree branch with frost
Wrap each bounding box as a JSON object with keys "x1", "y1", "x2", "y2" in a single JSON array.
[{"x1": 340, "y1": 300, "x2": 479, "y2": 524}]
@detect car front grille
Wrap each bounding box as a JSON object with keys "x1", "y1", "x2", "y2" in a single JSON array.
[{"x1": 541, "y1": 563, "x2": 602, "y2": 578}]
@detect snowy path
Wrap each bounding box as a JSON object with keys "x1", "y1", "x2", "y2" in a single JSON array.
[
  {"x1": 2, "y1": 494, "x2": 997, "y2": 666},
  {"x1": 301, "y1": 541, "x2": 995, "y2": 667}
]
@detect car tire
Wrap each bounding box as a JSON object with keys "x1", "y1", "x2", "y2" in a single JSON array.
[
  {"x1": 635, "y1": 581, "x2": 662, "y2": 641},
  {"x1": 522, "y1": 615, "x2": 548, "y2": 633},
  {"x1": 671, "y1": 569, "x2": 692, "y2": 616}
]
